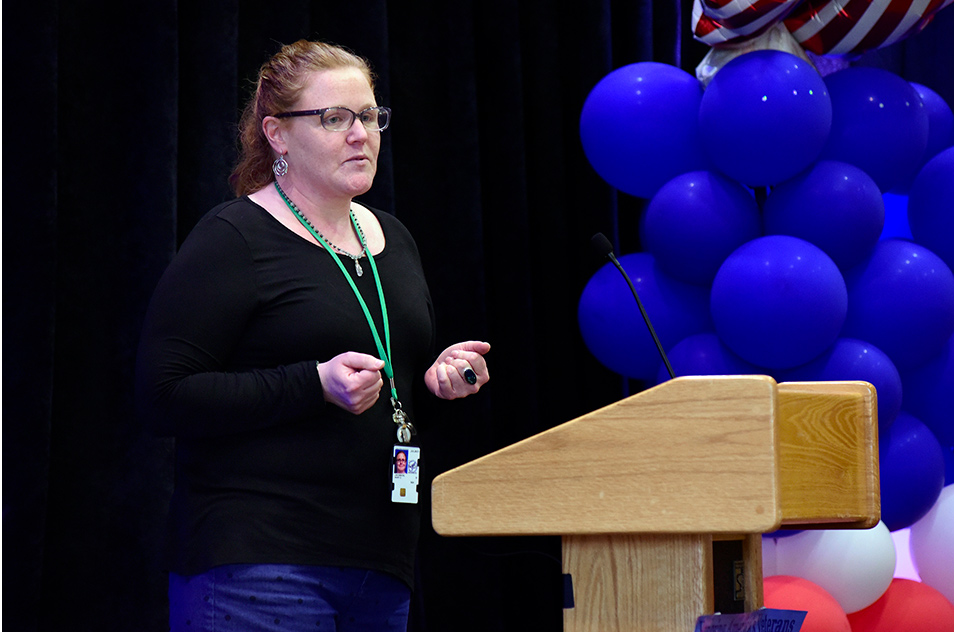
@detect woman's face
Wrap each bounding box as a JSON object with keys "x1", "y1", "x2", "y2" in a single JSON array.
[
  {"x1": 396, "y1": 452, "x2": 407, "y2": 473},
  {"x1": 280, "y1": 67, "x2": 381, "y2": 202}
]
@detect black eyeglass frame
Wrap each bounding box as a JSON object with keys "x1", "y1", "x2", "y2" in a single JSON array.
[{"x1": 272, "y1": 106, "x2": 392, "y2": 131}]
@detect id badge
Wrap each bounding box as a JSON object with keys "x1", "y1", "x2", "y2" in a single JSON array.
[{"x1": 391, "y1": 445, "x2": 421, "y2": 504}]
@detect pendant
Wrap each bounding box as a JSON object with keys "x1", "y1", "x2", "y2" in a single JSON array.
[
  {"x1": 392, "y1": 406, "x2": 416, "y2": 445},
  {"x1": 355, "y1": 258, "x2": 364, "y2": 277}
]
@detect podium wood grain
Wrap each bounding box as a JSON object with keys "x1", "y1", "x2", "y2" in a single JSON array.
[
  {"x1": 777, "y1": 381, "x2": 880, "y2": 527},
  {"x1": 432, "y1": 375, "x2": 782, "y2": 536},
  {"x1": 562, "y1": 533, "x2": 712, "y2": 632}
]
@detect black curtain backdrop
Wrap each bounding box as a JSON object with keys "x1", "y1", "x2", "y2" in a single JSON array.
[{"x1": 4, "y1": 2, "x2": 952, "y2": 631}]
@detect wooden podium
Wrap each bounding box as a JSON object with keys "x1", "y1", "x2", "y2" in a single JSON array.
[{"x1": 431, "y1": 375, "x2": 880, "y2": 631}]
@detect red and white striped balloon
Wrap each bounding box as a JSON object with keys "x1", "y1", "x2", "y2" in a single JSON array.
[
  {"x1": 784, "y1": 0, "x2": 953, "y2": 56},
  {"x1": 693, "y1": 0, "x2": 801, "y2": 45},
  {"x1": 692, "y1": 0, "x2": 953, "y2": 56}
]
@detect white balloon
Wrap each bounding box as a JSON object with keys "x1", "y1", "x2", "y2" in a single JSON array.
[
  {"x1": 773, "y1": 521, "x2": 896, "y2": 613},
  {"x1": 910, "y1": 484, "x2": 954, "y2": 603},
  {"x1": 890, "y1": 527, "x2": 921, "y2": 580}
]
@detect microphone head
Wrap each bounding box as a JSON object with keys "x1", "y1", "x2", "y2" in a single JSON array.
[{"x1": 591, "y1": 232, "x2": 614, "y2": 258}]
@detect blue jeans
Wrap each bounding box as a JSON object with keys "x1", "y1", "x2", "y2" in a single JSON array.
[{"x1": 169, "y1": 564, "x2": 410, "y2": 631}]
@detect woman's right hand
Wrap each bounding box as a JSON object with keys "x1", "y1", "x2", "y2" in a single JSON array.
[{"x1": 316, "y1": 352, "x2": 385, "y2": 414}]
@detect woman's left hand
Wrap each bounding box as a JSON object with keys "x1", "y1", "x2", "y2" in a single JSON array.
[{"x1": 425, "y1": 340, "x2": 491, "y2": 400}]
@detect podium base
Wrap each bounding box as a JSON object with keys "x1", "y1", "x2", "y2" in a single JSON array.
[{"x1": 562, "y1": 533, "x2": 763, "y2": 632}]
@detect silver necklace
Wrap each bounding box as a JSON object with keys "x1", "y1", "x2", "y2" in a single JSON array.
[{"x1": 274, "y1": 181, "x2": 368, "y2": 276}]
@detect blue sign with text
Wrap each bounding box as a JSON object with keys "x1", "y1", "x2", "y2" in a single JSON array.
[{"x1": 695, "y1": 608, "x2": 807, "y2": 632}]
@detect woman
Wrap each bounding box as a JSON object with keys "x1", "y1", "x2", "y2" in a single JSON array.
[{"x1": 135, "y1": 39, "x2": 490, "y2": 631}]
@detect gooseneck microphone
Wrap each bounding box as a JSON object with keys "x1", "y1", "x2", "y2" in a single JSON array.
[{"x1": 591, "y1": 233, "x2": 676, "y2": 380}]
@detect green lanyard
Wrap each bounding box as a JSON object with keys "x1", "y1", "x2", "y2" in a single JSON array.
[{"x1": 275, "y1": 182, "x2": 414, "y2": 441}]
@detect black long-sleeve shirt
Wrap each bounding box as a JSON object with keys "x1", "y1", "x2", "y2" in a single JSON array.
[{"x1": 135, "y1": 196, "x2": 435, "y2": 587}]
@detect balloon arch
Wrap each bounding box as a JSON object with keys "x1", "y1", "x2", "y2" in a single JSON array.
[{"x1": 577, "y1": 0, "x2": 954, "y2": 628}]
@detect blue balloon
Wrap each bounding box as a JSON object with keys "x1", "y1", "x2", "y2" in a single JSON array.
[
  {"x1": 879, "y1": 193, "x2": 913, "y2": 241},
  {"x1": 777, "y1": 337, "x2": 902, "y2": 432},
  {"x1": 908, "y1": 147, "x2": 954, "y2": 269},
  {"x1": 578, "y1": 253, "x2": 713, "y2": 380},
  {"x1": 652, "y1": 332, "x2": 762, "y2": 385},
  {"x1": 580, "y1": 62, "x2": 709, "y2": 199},
  {"x1": 821, "y1": 67, "x2": 929, "y2": 192},
  {"x1": 892, "y1": 82, "x2": 956, "y2": 193},
  {"x1": 711, "y1": 236, "x2": 847, "y2": 369},
  {"x1": 879, "y1": 411, "x2": 945, "y2": 531},
  {"x1": 902, "y1": 335, "x2": 954, "y2": 449},
  {"x1": 698, "y1": 50, "x2": 831, "y2": 186},
  {"x1": 763, "y1": 160, "x2": 884, "y2": 271},
  {"x1": 642, "y1": 171, "x2": 761, "y2": 285},
  {"x1": 842, "y1": 239, "x2": 954, "y2": 373},
  {"x1": 912, "y1": 83, "x2": 955, "y2": 163}
]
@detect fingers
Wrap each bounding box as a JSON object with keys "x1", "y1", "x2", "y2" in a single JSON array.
[
  {"x1": 448, "y1": 348, "x2": 489, "y2": 384},
  {"x1": 340, "y1": 351, "x2": 387, "y2": 373},
  {"x1": 444, "y1": 354, "x2": 481, "y2": 386},
  {"x1": 441, "y1": 340, "x2": 491, "y2": 359},
  {"x1": 433, "y1": 361, "x2": 466, "y2": 399},
  {"x1": 456, "y1": 340, "x2": 492, "y2": 354},
  {"x1": 317, "y1": 352, "x2": 385, "y2": 414},
  {"x1": 345, "y1": 369, "x2": 384, "y2": 414},
  {"x1": 428, "y1": 343, "x2": 490, "y2": 400},
  {"x1": 437, "y1": 342, "x2": 490, "y2": 377}
]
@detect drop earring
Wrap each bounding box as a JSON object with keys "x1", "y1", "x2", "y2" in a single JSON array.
[{"x1": 273, "y1": 154, "x2": 289, "y2": 178}]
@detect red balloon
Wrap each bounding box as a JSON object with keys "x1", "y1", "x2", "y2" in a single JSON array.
[
  {"x1": 784, "y1": 0, "x2": 953, "y2": 56},
  {"x1": 764, "y1": 575, "x2": 851, "y2": 632},
  {"x1": 847, "y1": 578, "x2": 954, "y2": 632}
]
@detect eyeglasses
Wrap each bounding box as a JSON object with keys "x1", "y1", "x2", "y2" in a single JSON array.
[{"x1": 274, "y1": 106, "x2": 391, "y2": 132}]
